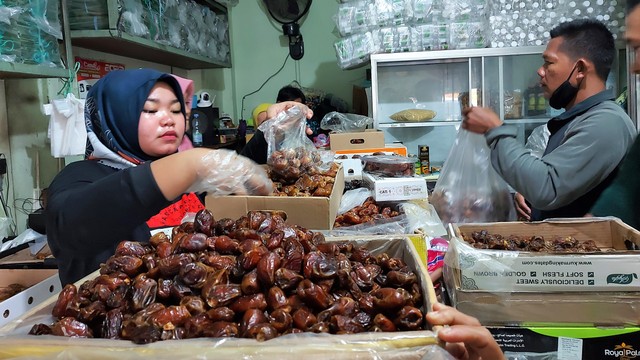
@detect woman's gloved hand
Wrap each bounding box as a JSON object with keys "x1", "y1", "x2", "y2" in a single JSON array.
[{"x1": 188, "y1": 149, "x2": 273, "y2": 195}]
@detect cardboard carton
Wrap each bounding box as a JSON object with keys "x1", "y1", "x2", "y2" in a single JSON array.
[
  {"x1": 206, "y1": 168, "x2": 345, "y2": 230},
  {"x1": 0, "y1": 238, "x2": 442, "y2": 359},
  {"x1": 0, "y1": 269, "x2": 60, "y2": 328},
  {"x1": 335, "y1": 143, "x2": 408, "y2": 157},
  {"x1": 363, "y1": 172, "x2": 428, "y2": 201},
  {"x1": 488, "y1": 326, "x2": 640, "y2": 360},
  {"x1": 329, "y1": 130, "x2": 385, "y2": 151},
  {"x1": 443, "y1": 218, "x2": 640, "y2": 326}
]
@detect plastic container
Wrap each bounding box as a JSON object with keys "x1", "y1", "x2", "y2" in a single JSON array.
[{"x1": 361, "y1": 154, "x2": 415, "y2": 177}]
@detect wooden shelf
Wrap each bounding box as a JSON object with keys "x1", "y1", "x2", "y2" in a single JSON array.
[
  {"x1": 0, "y1": 62, "x2": 69, "y2": 79},
  {"x1": 70, "y1": 30, "x2": 231, "y2": 69}
]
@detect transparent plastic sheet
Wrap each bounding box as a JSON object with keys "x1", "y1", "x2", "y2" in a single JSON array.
[
  {"x1": 334, "y1": 31, "x2": 377, "y2": 70},
  {"x1": 187, "y1": 148, "x2": 273, "y2": 196},
  {"x1": 0, "y1": 238, "x2": 442, "y2": 360},
  {"x1": 0, "y1": 5, "x2": 22, "y2": 25},
  {"x1": 258, "y1": 106, "x2": 333, "y2": 183},
  {"x1": 119, "y1": 0, "x2": 149, "y2": 38},
  {"x1": 330, "y1": 200, "x2": 445, "y2": 237},
  {"x1": 399, "y1": 201, "x2": 446, "y2": 238},
  {"x1": 68, "y1": 0, "x2": 109, "y2": 30},
  {"x1": 320, "y1": 111, "x2": 373, "y2": 133},
  {"x1": 143, "y1": 0, "x2": 168, "y2": 43},
  {"x1": 431, "y1": 129, "x2": 515, "y2": 224},
  {"x1": 14, "y1": 12, "x2": 62, "y2": 67},
  {"x1": 334, "y1": 0, "x2": 373, "y2": 37},
  {"x1": 0, "y1": 20, "x2": 20, "y2": 63},
  {"x1": 337, "y1": 188, "x2": 374, "y2": 215},
  {"x1": 448, "y1": 21, "x2": 488, "y2": 50},
  {"x1": 410, "y1": 0, "x2": 433, "y2": 24},
  {"x1": 28, "y1": 0, "x2": 63, "y2": 39},
  {"x1": 525, "y1": 124, "x2": 550, "y2": 159},
  {"x1": 410, "y1": 24, "x2": 443, "y2": 52}
]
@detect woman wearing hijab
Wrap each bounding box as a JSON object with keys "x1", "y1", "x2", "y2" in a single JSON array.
[{"x1": 46, "y1": 69, "x2": 310, "y2": 285}]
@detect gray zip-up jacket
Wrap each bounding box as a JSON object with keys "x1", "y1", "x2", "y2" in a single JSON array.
[{"x1": 484, "y1": 90, "x2": 636, "y2": 220}]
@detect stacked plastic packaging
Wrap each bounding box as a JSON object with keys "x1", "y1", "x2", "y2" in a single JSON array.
[
  {"x1": 0, "y1": 0, "x2": 64, "y2": 67},
  {"x1": 489, "y1": 0, "x2": 626, "y2": 48},
  {"x1": 68, "y1": 0, "x2": 230, "y2": 64},
  {"x1": 334, "y1": 0, "x2": 626, "y2": 69},
  {"x1": 333, "y1": 0, "x2": 489, "y2": 69}
]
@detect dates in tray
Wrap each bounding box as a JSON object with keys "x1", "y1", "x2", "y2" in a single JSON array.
[
  {"x1": 361, "y1": 155, "x2": 414, "y2": 177},
  {"x1": 30, "y1": 209, "x2": 425, "y2": 344}
]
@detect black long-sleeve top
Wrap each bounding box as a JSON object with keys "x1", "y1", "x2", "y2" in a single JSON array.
[{"x1": 45, "y1": 161, "x2": 172, "y2": 285}]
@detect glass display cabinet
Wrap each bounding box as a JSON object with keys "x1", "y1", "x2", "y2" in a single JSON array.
[{"x1": 370, "y1": 46, "x2": 630, "y2": 171}]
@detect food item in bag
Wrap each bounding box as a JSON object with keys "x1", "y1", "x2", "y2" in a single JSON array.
[
  {"x1": 361, "y1": 155, "x2": 415, "y2": 177},
  {"x1": 389, "y1": 109, "x2": 436, "y2": 122}
]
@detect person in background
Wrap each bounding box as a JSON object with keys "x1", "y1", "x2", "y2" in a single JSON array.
[
  {"x1": 242, "y1": 85, "x2": 310, "y2": 164},
  {"x1": 462, "y1": 19, "x2": 636, "y2": 221},
  {"x1": 173, "y1": 74, "x2": 195, "y2": 152},
  {"x1": 427, "y1": 303, "x2": 505, "y2": 360},
  {"x1": 590, "y1": 0, "x2": 640, "y2": 230},
  {"x1": 45, "y1": 69, "x2": 310, "y2": 285},
  {"x1": 251, "y1": 102, "x2": 272, "y2": 127}
]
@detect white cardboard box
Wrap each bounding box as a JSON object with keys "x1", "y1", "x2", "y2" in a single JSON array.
[
  {"x1": 447, "y1": 218, "x2": 640, "y2": 292},
  {"x1": 363, "y1": 172, "x2": 428, "y2": 201}
]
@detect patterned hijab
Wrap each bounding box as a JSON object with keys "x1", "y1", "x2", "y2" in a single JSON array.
[{"x1": 84, "y1": 69, "x2": 186, "y2": 169}]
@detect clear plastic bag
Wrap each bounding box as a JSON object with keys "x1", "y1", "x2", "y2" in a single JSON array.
[
  {"x1": 320, "y1": 111, "x2": 373, "y2": 133},
  {"x1": 431, "y1": 128, "x2": 515, "y2": 224},
  {"x1": 259, "y1": 106, "x2": 326, "y2": 184},
  {"x1": 525, "y1": 124, "x2": 550, "y2": 159},
  {"x1": 337, "y1": 188, "x2": 372, "y2": 215}
]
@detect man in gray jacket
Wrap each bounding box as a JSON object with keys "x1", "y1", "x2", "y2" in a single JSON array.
[{"x1": 462, "y1": 19, "x2": 636, "y2": 221}]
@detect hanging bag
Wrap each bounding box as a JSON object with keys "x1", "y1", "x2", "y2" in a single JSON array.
[{"x1": 431, "y1": 128, "x2": 515, "y2": 224}]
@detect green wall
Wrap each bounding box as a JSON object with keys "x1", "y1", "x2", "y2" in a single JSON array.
[{"x1": 223, "y1": 0, "x2": 367, "y2": 121}]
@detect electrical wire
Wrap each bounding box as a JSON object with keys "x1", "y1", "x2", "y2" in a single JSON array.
[{"x1": 240, "y1": 53, "x2": 290, "y2": 120}]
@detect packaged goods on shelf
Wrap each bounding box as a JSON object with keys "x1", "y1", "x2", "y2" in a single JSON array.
[
  {"x1": 68, "y1": 0, "x2": 109, "y2": 30},
  {"x1": 0, "y1": 0, "x2": 63, "y2": 67},
  {"x1": 444, "y1": 218, "x2": 640, "y2": 326}
]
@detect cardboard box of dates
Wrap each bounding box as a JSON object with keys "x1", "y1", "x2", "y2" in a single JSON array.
[
  {"x1": 443, "y1": 217, "x2": 640, "y2": 326},
  {"x1": 0, "y1": 219, "x2": 444, "y2": 359},
  {"x1": 206, "y1": 167, "x2": 345, "y2": 230}
]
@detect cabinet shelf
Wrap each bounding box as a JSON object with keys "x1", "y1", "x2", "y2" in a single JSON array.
[
  {"x1": 378, "y1": 121, "x2": 461, "y2": 128},
  {"x1": 70, "y1": 30, "x2": 230, "y2": 69},
  {"x1": 377, "y1": 116, "x2": 549, "y2": 129},
  {"x1": 0, "y1": 62, "x2": 69, "y2": 79}
]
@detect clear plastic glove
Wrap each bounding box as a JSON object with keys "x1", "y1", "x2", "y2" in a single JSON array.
[
  {"x1": 514, "y1": 192, "x2": 531, "y2": 221},
  {"x1": 188, "y1": 149, "x2": 273, "y2": 195}
]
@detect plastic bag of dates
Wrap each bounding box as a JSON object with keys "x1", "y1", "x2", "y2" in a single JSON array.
[
  {"x1": 22, "y1": 209, "x2": 441, "y2": 356},
  {"x1": 431, "y1": 129, "x2": 515, "y2": 224},
  {"x1": 259, "y1": 106, "x2": 333, "y2": 185}
]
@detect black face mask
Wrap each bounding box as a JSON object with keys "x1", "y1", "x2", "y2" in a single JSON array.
[{"x1": 548, "y1": 64, "x2": 580, "y2": 110}]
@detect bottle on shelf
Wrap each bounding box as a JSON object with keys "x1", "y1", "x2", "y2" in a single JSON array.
[{"x1": 191, "y1": 113, "x2": 204, "y2": 147}]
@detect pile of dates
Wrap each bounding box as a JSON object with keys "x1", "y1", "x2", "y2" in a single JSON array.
[
  {"x1": 268, "y1": 147, "x2": 324, "y2": 185},
  {"x1": 463, "y1": 230, "x2": 600, "y2": 252},
  {"x1": 334, "y1": 197, "x2": 400, "y2": 228},
  {"x1": 270, "y1": 147, "x2": 340, "y2": 197},
  {"x1": 30, "y1": 209, "x2": 425, "y2": 344}
]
